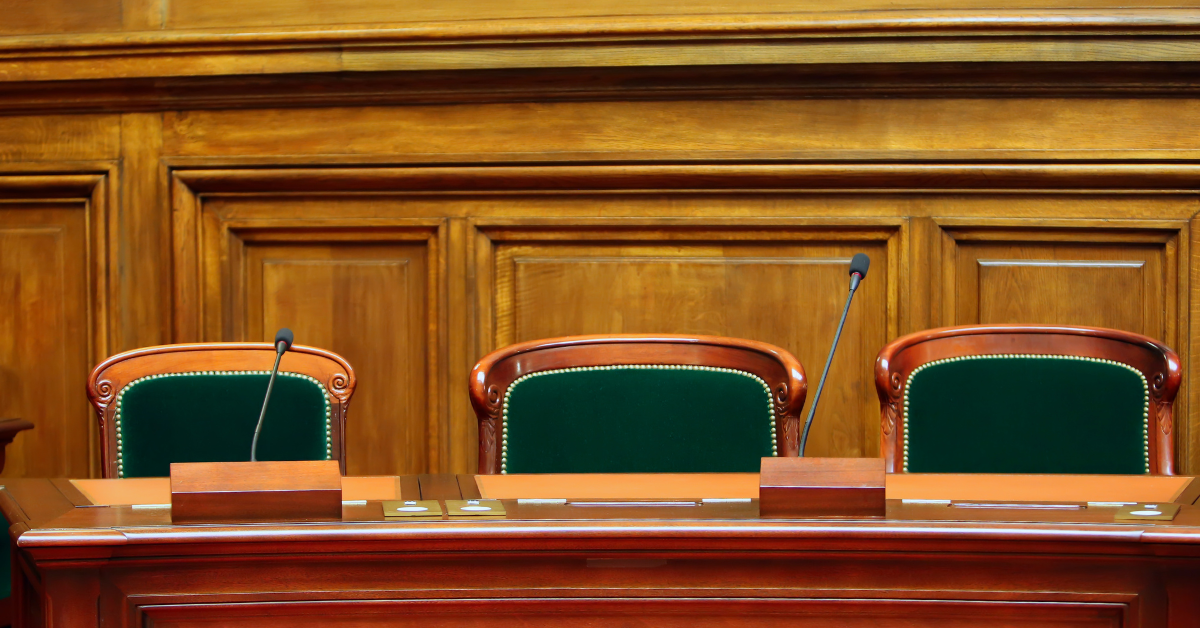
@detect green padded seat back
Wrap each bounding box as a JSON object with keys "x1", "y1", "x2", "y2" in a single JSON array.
[
  {"x1": 0, "y1": 512, "x2": 8, "y2": 599},
  {"x1": 114, "y1": 371, "x2": 332, "y2": 478},
  {"x1": 903, "y1": 355, "x2": 1149, "y2": 474},
  {"x1": 502, "y1": 365, "x2": 777, "y2": 473}
]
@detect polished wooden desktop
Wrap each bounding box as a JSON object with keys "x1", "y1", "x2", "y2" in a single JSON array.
[{"x1": 5, "y1": 473, "x2": 1200, "y2": 628}]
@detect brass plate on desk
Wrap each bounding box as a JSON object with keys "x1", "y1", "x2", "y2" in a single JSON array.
[
  {"x1": 1115, "y1": 503, "x2": 1180, "y2": 522},
  {"x1": 446, "y1": 499, "x2": 506, "y2": 516},
  {"x1": 383, "y1": 500, "x2": 443, "y2": 517}
]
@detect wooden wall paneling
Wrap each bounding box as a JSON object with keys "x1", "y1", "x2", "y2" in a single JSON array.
[
  {"x1": 470, "y1": 218, "x2": 495, "y2": 474},
  {"x1": 161, "y1": 101, "x2": 1200, "y2": 161},
  {"x1": 12, "y1": 39, "x2": 1200, "y2": 85},
  {"x1": 238, "y1": 228, "x2": 438, "y2": 475},
  {"x1": 158, "y1": 165, "x2": 1200, "y2": 474},
  {"x1": 159, "y1": 0, "x2": 1180, "y2": 31},
  {"x1": 8, "y1": 6, "x2": 1200, "y2": 87},
  {"x1": 0, "y1": 115, "x2": 120, "y2": 163},
  {"x1": 904, "y1": 217, "x2": 937, "y2": 336},
  {"x1": 0, "y1": 172, "x2": 109, "y2": 477},
  {"x1": 935, "y1": 216, "x2": 1191, "y2": 471},
  {"x1": 171, "y1": 174, "x2": 445, "y2": 475},
  {"x1": 121, "y1": 0, "x2": 165, "y2": 31},
  {"x1": 5, "y1": 0, "x2": 1196, "y2": 36},
  {"x1": 0, "y1": 0, "x2": 121, "y2": 36},
  {"x1": 171, "y1": 172, "x2": 202, "y2": 342},
  {"x1": 935, "y1": 219, "x2": 1184, "y2": 336},
  {"x1": 474, "y1": 218, "x2": 902, "y2": 460},
  {"x1": 444, "y1": 218, "x2": 471, "y2": 472},
  {"x1": 114, "y1": 113, "x2": 168, "y2": 354}
]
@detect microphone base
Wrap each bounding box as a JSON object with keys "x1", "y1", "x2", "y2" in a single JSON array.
[
  {"x1": 170, "y1": 460, "x2": 342, "y2": 523},
  {"x1": 759, "y1": 456, "x2": 886, "y2": 518}
]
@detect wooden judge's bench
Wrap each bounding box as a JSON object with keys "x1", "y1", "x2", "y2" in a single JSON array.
[
  {"x1": 8, "y1": 1, "x2": 1200, "y2": 626},
  {"x1": 4, "y1": 472, "x2": 1200, "y2": 628}
]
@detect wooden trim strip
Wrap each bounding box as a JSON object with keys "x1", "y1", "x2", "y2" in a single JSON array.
[
  {"x1": 170, "y1": 164, "x2": 1200, "y2": 194},
  {"x1": 4, "y1": 9, "x2": 1200, "y2": 53},
  {"x1": 48, "y1": 479, "x2": 91, "y2": 507},
  {"x1": 457, "y1": 474, "x2": 482, "y2": 500}
]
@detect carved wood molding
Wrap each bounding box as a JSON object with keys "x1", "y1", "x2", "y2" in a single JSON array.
[
  {"x1": 0, "y1": 174, "x2": 107, "y2": 196},
  {"x1": 7, "y1": 63, "x2": 1200, "y2": 114},
  {"x1": 4, "y1": 7, "x2": 1200, "y2": 86},
  {"x1": 171, "y1": 163, "x2": 1200, "y2": 194}
]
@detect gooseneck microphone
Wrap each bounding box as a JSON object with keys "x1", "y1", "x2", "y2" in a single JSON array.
[
  {"x1": 799, "y1": 254, "x2": 870, "y2": 456},
  {"x1": 251, "y1": 328, "x2": 294, "y2": 462}
]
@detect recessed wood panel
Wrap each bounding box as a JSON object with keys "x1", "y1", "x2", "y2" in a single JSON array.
[
  {"x1": 978, "y1": 259, "x2": 1147, "y2": 331},
  {"x1": 0, "y1": 203, "x2": 92, "y2": 477},
  {"x1": 950, "y1": 239, "x2": 1168, "y2": 338},
  {"x1": 137, "y1": 597, "x2": 1125, "y2": 628},
  {"x1": 490, "y1": 234, "x2": 893, "y2": 458},
  {"x1": 240, "y1": 242, "x2": 430, "y2": 476}
]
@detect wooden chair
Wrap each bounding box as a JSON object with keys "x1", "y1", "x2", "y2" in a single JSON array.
[
  {"x1": 0, "y1": 419, "x2": 32, "y2": 474},
  {"x1": 87, "y1": 343, "x2": 355, "y2": 478},
  {"x1": 875, "y1": 325, "x2": 1181, "y2": 475},
  {"x1": 470, "y1": 334, "x2": 807, "y2": 474}
]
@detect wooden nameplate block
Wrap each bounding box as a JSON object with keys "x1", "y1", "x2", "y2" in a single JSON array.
[
  {"x1": 170, "y1": 460, "x2": 342, "y2": 523},
  {"x1": 759, "y1": 457, "x2": 886, "y2": 518}
]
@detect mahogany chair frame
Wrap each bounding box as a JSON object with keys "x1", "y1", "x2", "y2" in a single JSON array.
[
  {"x1": 875, "y1": 325, "x2": 1181, "y2": 475},
  {"x1": 87, "y1": 343, "x2": 356, "y2": 478},
  {"x1": 469, "y1": 334, "x2": 808, "y2": 474},
  {"x1": 0, "y1": 418, "x2": 32, "y2": 473}
]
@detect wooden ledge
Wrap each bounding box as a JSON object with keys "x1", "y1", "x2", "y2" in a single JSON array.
[{"x1": 4, "y1": 9, "x2": 1200, "y2": 84}]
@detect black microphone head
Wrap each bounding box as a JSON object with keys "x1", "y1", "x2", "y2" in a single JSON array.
[
  {"x1": 849, "y1": 253, "x2": 871, "y2": 280},
  {"x1": 274, "y1": 328, "x2": 294, "y2": 351}
]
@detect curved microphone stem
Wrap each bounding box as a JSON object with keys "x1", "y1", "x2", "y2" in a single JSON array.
[
  {"x1": 799, "y1": 279, "x2": 861, "y2": 456},
  {"x1": 250, "y1": 346, "x2": 285, "y2": 462}
]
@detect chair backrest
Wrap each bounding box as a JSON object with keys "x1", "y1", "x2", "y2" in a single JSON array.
[
  {"x1": 87, "y1": 343, "x2": 355, "y2": 478},
  {"x1": 875, "y1": 325, "x2": 1180, "y2": 475},
  {"x1": 470, "y1": 334, "x2": 807, "y2": 474}
]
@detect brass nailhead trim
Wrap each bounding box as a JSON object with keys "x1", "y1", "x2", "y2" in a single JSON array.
[
  {"x1": 499, "y1": 364, "x2": 778, "y2": 474},
  {"x1": 113, "y1": 371, "x2": 333, "y2": 478},
  {"x1": 900, "y1": 354, "x2": 1150, "y2": 473}
]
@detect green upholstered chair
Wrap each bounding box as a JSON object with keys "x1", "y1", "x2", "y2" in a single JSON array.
[
  {"x1": 469, "y1": 334, "x2": 807, "y2": 474},
  {"x1": 87, "y1": 343, "x2": 355, "y2": 478},
  {"x1": 0, "y1": 418, "x2": 32, "y2": 627},
  {"x1": 875, "y1": 325, "x2": 1180, "y2": 475}
]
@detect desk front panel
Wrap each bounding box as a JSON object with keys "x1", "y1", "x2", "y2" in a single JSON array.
[{"x1": 6, "y1": 477, "x2": 1200, "y2": 628}]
